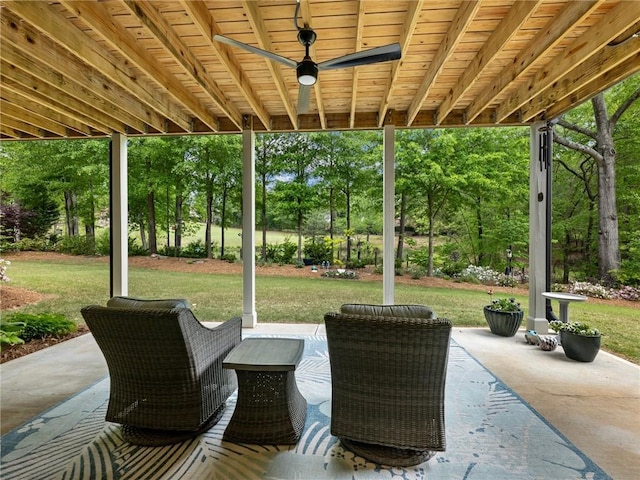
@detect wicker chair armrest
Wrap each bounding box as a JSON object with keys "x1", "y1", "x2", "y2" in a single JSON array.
[{"x1": 183, "y1": 313, "x2": 242, "y2": 372}]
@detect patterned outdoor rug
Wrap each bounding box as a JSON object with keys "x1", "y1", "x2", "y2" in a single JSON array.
[{"x1": 1, "y1": 336, "x2": 610, "y2": 480}]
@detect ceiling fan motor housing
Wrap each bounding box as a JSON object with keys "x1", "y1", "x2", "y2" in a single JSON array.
[{"x1": 297, "y1": 27, "x2": 317, "y2": 46}]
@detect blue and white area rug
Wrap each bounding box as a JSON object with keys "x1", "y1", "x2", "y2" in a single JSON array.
[{"x1": 1, "y1": 336, "x2": 610, "y2": 480}]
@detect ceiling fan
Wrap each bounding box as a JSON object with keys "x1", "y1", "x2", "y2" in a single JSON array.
[{"x1": 213, "y1": 2, "x2": 401, "y2": 115}]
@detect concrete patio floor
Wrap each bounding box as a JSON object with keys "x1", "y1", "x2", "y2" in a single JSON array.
[{"x1": 1, "y1": 324, "x2": 638, "y2": 479}]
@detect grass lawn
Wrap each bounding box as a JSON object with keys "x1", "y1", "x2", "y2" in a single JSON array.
[{"x1": 4, "y1": 255, "x2": 639, "y2": 364}]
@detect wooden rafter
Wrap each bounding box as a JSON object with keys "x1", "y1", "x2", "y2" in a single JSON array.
[
  {"x1": 120, "y1": 0, "x2": 244, "y2": 131},
  {"x1": 3, "y1": 86, "x2": 92, "y2": 136},
  {"x1": 377, "y1": 0, "x2": 423, "y2": 127},
  {"x1": 1, "y1": 99, "x2": 69, "y2": 137},
  {"x1": 179, "y1": 0, "x2": 271, "y2": 130},
  {"x1": 1, "y1": 59, "x2": 126, "y2": 134},
  {"x1": 436, "y1": 0, "x2": 543, "y2": 125},
  {"x1": 1, "y1": 74, "x2": 111, "y2": 135},
  {"x1": 525, "y1": 37, "x2": 640, "y2": 121},
  {"x1": 58, "y1": 0, "x2": 221, "y2": 132},
  {"x1": 348, "y1": 0, "x2": 366, "y2": 129},
  {"x1": 2, "y1": 0, "x2": 192, "y2": 133},
  {"x1": 496, "y1": 0, "x2": 640, "y2": 122},
  {"x1": 241, "y1": 0, "x2": 298, "y2": 129},
  {"x1": 406, "y1": 0, "x2": 481, "y2": 126},
  {"x1": 0, "y1": 12, "x2": 167, "y2": 134},
  {"x1": 543, "y1": 52, "x2": 640, "y2": 120},
  {"x1": 465, "y1": 0, "x2": 605, "y2": 124}
]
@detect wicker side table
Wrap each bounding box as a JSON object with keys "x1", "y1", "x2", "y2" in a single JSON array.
[{"x1": 222, "y1": 337, "x2": 307, "y2": 444}]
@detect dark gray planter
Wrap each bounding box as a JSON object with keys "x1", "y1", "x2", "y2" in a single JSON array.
[
  {"x1": 483, "y1": 306, "x2": 524, "y2": 337},
  {"x1": 560, "y1": 331, "x2": 601, "y2": 362}
]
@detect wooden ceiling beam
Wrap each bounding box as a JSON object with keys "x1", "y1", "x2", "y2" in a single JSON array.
[
  {"x1": 1, "y1": 43, "x2": 147, "y2": 134},
  {"x1": 0, "y1": 67, "x2": 120, "y2": 135},
  {"x1": 298, "y1": 0, "x2": 327, "y2": 130},
  {"x1": 120, "y1": 0, "x2": 243, "y2": 131},
  {"x1": 2, "y1": 0, "x2": 192, "y2": 133},
  {"x1": 466, "y1": 0, "x2": 605, "y2": 124},
  {"x1": 179, "y1": 0, "x2": 271, "y2": 130},
  {"x1": 541, "y1": 51, "x2": 640, "y2": 121},
  {"x1": 0, "y1": 123, "x2": 24, "y2": 139},
  {"x1": 377, "y1": 0, "x2": 423, "y2": 127},
  {"x1": 407, "y1": 0, "x2": 480, "y2": 126},
  {"x1": 496, "y1": 0, "x2": 640, "y2": 122},
  {"x1": 2, "y1": 76, "x2": 92, "y2": 136},
  {"x1": 436, "y1": 0, "x2": 543, "y2": 125},
  {"x1": 242, "y1": 0, "x2": 298, "y2": 129},
  {"x1": 349, "y1": 0, "x2": 366, "y2": 129},
  {"x1": 58, "y1": 0, "x2": 220, "y2": 132},
  {"x1": 1, "y1": 100, "x2": 69, "y2": 137},
  {"x1": 0, "y1": 11, "x2": 166, "y2": 134},
  {"x1": 1, "y1": 115, "x2": 48, "y2": 139}
]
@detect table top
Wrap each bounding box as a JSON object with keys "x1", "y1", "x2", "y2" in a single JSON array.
[
  {"x1": 541, "y1": 292, "x2": 588, "y2": 302},
  {"x1": 223, "y1": 337, "x2": 304, "y2": 371}
]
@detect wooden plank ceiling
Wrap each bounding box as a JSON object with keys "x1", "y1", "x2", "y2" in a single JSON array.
[{"x1": 1, "y1": 0, "x2": 639, "y2": 140}]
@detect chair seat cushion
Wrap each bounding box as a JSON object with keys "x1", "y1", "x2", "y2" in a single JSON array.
[
  {"x1": 106, "y1": 296, "x2": 191, "y2": 310},
  {"x1": 339, "y1": 303, "x2": 436, "y2": 319}
]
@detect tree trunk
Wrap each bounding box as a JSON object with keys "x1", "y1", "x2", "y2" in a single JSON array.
[
  {"x1": 261, "y1": 170, "x2": 267, "y2": 262},
  {"x1": 138, "y1": 215, "x2": 147, "y2": 250},
  {"x1": 427, "y1": 194, "x2": 435, "y2": 276},
  {"x1": 297, "y1": 198, "x2": 303, "y2": 263},
  {"x1": 562, "y1": 229, "x2": 571, "y2": 283},
  {"x1": 397, "y1": 191, "x2": 406, "y2": 260},
  {"x1": 205, "y1": 181, "x2": 214, "y2": 259},
  {"x1": 345, "y1": 188, "x2": 351, "y2": 262},
  {"x1": 592, "y1": 94, "x2": 620, "y2": 283},
  {"x1": 64, "y1": 191, "x2": 79, "y2": 236},
  {"x1": 174, "y1": 193, "x2": 183, "y2": 256},
  {"x1": 220, "y1": 187, "x2": 228, "y2": 258},
  {"x1": 475, "y1": 197, "x2": 484, "y2": 265},
  {"x1": 147, "y1": 191, "x2": 157, "y2": 254}
]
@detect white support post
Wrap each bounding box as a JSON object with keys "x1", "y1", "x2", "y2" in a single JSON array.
[
  {"x1": 110, "y1": 132, "x2": 128, "y2": 297},
  {"x1": 242, "y1": 118, "x2": 257, "y2": 328},
  {"x1": 528, "y1": 122, "x2": 549, "y2": 333},
  {"x1": 383, "y1": 124, "x2": 396, "y2": 305}
]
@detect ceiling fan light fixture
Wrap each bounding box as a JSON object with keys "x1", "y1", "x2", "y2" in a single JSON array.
[{"x1": 297, "y1": 60, "x2": 318, "y2": 86}]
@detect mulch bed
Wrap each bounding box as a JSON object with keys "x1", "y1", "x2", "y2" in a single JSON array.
[{"x1": 0, "y1": 325, "x2": 90, "y2": 364}]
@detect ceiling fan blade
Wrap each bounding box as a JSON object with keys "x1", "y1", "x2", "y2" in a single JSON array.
[
  {"x1": 297, "y1": 84, "x2": 311, "y2": 115},
  {"x1": 318, "y1": 43, "x2": 401, "y2": 71},
  {"x1": 213, "y1": 35, "x2": 297, "y2": 69}
]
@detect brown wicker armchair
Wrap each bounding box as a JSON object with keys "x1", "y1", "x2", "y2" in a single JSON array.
[
  {"x1": 81, "y1": 296, "x2": 242, "y2": 446},
  {"x1": 324, "y1": 304, "x2": 452, "y2": 466}
]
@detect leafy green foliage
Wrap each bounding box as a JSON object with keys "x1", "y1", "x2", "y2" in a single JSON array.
[
  {"x1": 3, "y1": 313, "x2": 76, "y2": 342},
  {"x1": 303, "y1": 237, "x2": 332, "y2": 264},
  {"x1": 56, "y1": 235, "x2": 96, "y2": 255},
  {"x1": 0, "y1": 322, "x2": 25, "y2": 346}
]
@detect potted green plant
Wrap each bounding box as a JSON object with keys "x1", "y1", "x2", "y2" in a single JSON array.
[
  {"x1": 549, "y1": 320, "x2": 601, "y2": 362},
  {"x1": 483, "y1": 290, "x2": 524, "y2": 337}
]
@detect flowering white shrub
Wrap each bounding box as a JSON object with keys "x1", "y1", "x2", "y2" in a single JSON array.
[
  {"x1": 0, "y1": 259, "x2": 10, "y2": 283},
  {"x1": 569, "y1": 281, "x2": 613, "y2": 299},
  {"x1": 322, "y1": 269, "x2": 358, "y2": 279},
  {"x1": 459, "y1": 265, "x2": 502, "y2": 284},
  {"x1": 459, "y1": 265, "x2": 525, "y2": 287}
]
